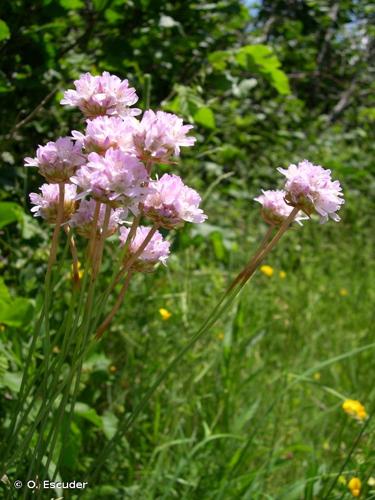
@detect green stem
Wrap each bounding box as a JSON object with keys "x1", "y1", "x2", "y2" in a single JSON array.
[{"x1": 89, "y1": 209, "x2": 300, "y2": 480}]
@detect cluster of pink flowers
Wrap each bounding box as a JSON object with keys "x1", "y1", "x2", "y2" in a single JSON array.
[
  {"x1": 254, "y1": 160, "x2": 344, "y2": 225},
  {"x1": 26, "y1": 72, "x2": 205, "y2": 270}
]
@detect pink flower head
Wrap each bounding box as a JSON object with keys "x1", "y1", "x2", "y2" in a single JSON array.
[
  {"x1": 61, "y1": 72, "x2": 141, "y2": 118},
  {"x1": 278, "y1": 160, "x2": 345, "y2": 223},
  {"x1": 254, "y1": 189, "x2": 307, "y2": 226},
  {"x1": 29, "y1": 183, "x2": 77, "y2": 223},
  {"x1": 119, "y1": 225, "x2": 170, "y2": 272},
  {"x1": 24, "y1": 137, "x2": 85, "y2": 183},
  {"x1": 69, "y1": 198, "x2": 124, "y2": 238},
  {"x1": 72, "y1": 116, "x2": 139, "y2": 155},
  {"x1": 144, "y1": 174, "x2": 207, "y2": 229},
  {"x1": 133, "y1": 110, "x2": 196, "y2": 162},
  {"x1": 71, "y1": 148, "x2": 149, "y2": 210}
]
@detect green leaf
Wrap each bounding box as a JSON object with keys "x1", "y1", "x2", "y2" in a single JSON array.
[
  {"x1": 0, "y1": 20, "x2": 10, "y2": 42},
  {"x1": 74, "y1": 402, "x2": 103, "y2": 428},
  {"x1": 208, "y1": 50, "x2": 231, "y2": 71},
  {"x1": 59, "y1": 0, "x2": 84, "y2": 9},
  {"x1": 102, "y1": 411, "x2": 118, "y2": 439},
  {"x1": 2, "y1": 372, "x2": 22, "y2": 392},
  {"x1": 0, "y1": 279, "x2": 11, "y2": 302},
  {"x1": 0, "y1": 297, "x2": 34, "y2": 328},
  {"x1": 194, "y1": 107, "x2": 216, "y2": 129},
  {"x1": 235, "y1": 45, "x2": 290, "y2": 95},
  {"x1": 0, "y1": 202, "x2": 24, "y2": 229}
]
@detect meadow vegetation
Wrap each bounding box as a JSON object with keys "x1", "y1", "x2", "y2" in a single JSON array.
[{"x1": 0, "y1": 1, "x2": 374, "y2": 498}]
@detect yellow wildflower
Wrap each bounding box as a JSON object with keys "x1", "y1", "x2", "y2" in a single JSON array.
[
  {"x1": 109, "y1": 365, "x2": 117, "y2": 373},
  {"x1": 260, "y1": 265, "x2": 274, "y2": 277},
  {"x1": 159, "y1": 308, "x2": 172, "y2": 320},
  {"x1": 368, "y1": 477, "x2": 375, "y2": 487},
  {"x1": 217, "y1": 332, "x2": 224, "y2": 341},
  {"x1": 0, "y1": 325, "x2": 5, "y2": 333},
  {"x1": 313, "y1": 372, "x2": 321, "y2": 381},
  {"x1": 342, "y1": 399, "x2": 367, "y2": 421},
  {"x1": 339, "y1": 288, "x2": 349, "y2": 297},
  {"x1": 279, "y1": 270, "x2": 286, "y2": 279},
  {"x1": 348, "y1": 477, "x2": 361, "y2": 497}
]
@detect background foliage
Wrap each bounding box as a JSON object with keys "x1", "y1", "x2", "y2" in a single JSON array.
[{"x1": 0, "y1": 0, "x2": 374, "y2": 498}]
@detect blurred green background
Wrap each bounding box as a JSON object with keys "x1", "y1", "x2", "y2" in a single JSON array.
[{"x1": 0, "y1": 1, "x2": 374, "y2": 498}]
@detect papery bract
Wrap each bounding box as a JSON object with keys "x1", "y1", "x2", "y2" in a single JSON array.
[
  {"x1": 29, "y1": 183, "x2": 77, "y2": 223},
  {"x1": 24, "y1": 137, "x2": 85, "y2": 183},
  {"x1": 133, "y1": 110, "x2": 196, "y2": 163},
  {"x1": 119, "y1": 225, "x2": 170, "y2": 272},
  {"x1": 72, "y1": 116, "x2": 138, "y2": 155},
  {"x1": 61, "y1": 72, "x2": 141, "y2": 118},
  {"x1": 254, "y1": 189, "x2": 307, "y2": 226},
  {"x1": 70, "y1": 148, "x2": 149, "y2": 211},
  {"x1": 278, "y1": 160, "x2": 344, "y2": 223},
  {"x1": 69, "y1": 199, "x2": 124, "y2": 238},
  {"x1": 144, "y1": 174, "x2": 207, "y2": 229}
]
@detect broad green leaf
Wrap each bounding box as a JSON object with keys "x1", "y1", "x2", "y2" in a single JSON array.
[
  {"x1": 59, "y1": 0, "x2": 84, "y2": 9},
  {"x1": 74, "y1": 402, "x2": 103, "y2": 428},
  {"x1": 0, "y1": 20, "x2": 10, "y2": 42},
  {"x1": 0, "y1": 202, "x2": 24, "y2": 229},
  {"x1": 0, "y1": 297, "x2": 34, "y2": 328},
  {"x1": 102, "y1": 411, "x2": 119, "y2": 439},
  {"x1": 2, "y1": 371, "x2": 22, "y2": 392},
  {"x1": 208, "y1": 50, "x2": 231, "y2": 71},
  {"x1": 0, "y1": 279, "x2": 11, "y2": 302},
  {"x1": 235, "y1": 44, "x2": 290, "y2": 95},
  {"x1": 194, "y1": 107, "x2": 216, "y2": 129}
]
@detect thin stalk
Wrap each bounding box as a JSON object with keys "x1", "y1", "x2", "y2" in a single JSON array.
[
  {"x1": 323, "y1": 411, "x2": 373, "y2": 499},
  {"x1": 93, "y1": 204, "x2": 111, "y2": 279},
  {"x1": 94, "y1": 224, "x2": 158, "y2": 339},
  {"x1": 95, "y1": 271, "x2": 133, "y2": 340},
  {"x1": 143, "y1": 73, "x2": 152, "y2": 110},
  {"x1": 64, "y1": 226, "x2": 80, "y2": 287},
  {"x1": 90, "y1": 211, "x2": 299, "y2": 479},
  {"x1": 42, "y1": 182, "x2": 66, "y2": 392}
]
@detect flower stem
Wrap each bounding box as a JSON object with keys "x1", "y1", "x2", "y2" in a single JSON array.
[
  {"x1": 89, "y1": 210, "x2": 299, "y2": 480},
  {"x1": 95, "y1": 270, "x2": 133, "y2": 340},
  {"x1": 94, "y1": 224, "x2": 158, "y2": 339}
]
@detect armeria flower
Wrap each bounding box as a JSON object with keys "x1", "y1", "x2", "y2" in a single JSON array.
[
  {"x1": 69, "y1": 199, "x2": 124, "y2": 238},
  {"x1": 71, "y1": 148, "x2": 149, "y2": 210},
  {"x1": 133, "y1": 110, "x2": 196, "y2": 163},
  {"x1": 278, "y1": 160, "x2": 345, "y2": 223},
  {"x1": 348, "y1": 477, "x2": 361, "y2": 497},
  {"x1": 72, "y1": 116, "x2": 138, "y2": 155},
  {"x1": 119, "y1": 225, "x2": 170, "y2": 272},
  {"x1": 24, "y1": 137, "x2": 85, "y2": 183},
  {"x1": 254, "y1": 189, "x2": 307, "y2": 226},
  {"x1": 143, "y1": 174, "x2": 206, "y2": 229},
  {"x1": 29, "y1": 183, "x2": 77, "y2": 223},
  {"x1": 342, "y1": 399, "x2": 367, "y2": 421},
  {"x1": 61, "y1": 71, "x2": 141, "y2": 118}
]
